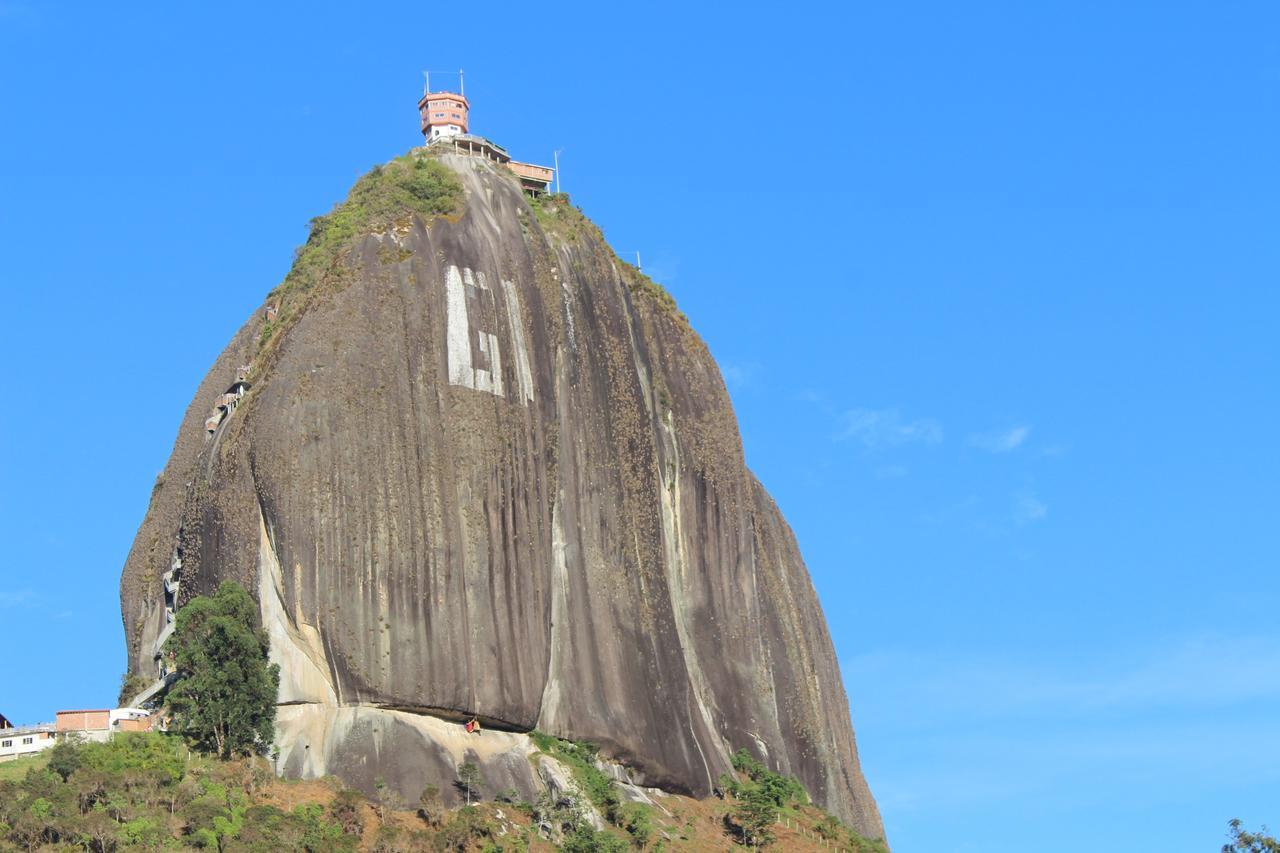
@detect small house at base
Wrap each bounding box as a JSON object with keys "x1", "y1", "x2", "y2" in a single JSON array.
[
  {"x1": 0, "y1": 718, "x2": 57, "y2": 763},
  {"x1": 56, "y1": 708, "x2": 155, "y2": 743}
]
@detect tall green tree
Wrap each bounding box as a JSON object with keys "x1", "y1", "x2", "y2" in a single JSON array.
[{"x1": 164, "y1": 580, "x2": 280, "y2": 758}]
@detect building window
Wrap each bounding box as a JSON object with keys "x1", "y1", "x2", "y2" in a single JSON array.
[
  {"x1": 22, "y1": 737, "x2": 32, "y2": 744},
  {"x1": 434, "y1": 112, "x2": 445, "y2": 118},
  {"x1": 1, "y1": 740, "x2": 11, "y2": 748}
]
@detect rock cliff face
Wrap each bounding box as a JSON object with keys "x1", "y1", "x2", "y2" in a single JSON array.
[{"x1": 119, "y1": 151, "x2": 882, "y2": 837}]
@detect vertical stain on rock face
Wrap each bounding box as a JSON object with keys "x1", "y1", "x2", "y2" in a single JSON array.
[{"x1": 118, "y1": 152, "x2": 883, "y2": 838}]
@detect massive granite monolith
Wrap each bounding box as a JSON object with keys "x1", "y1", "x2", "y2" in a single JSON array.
[{"x1": 119, "y1": 150, "x2": 883, "y2": 837}]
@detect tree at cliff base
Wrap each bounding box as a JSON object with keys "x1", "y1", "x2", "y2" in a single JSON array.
[{"x1": 163, "y1": 580, "x2": 280, "y2": 759}]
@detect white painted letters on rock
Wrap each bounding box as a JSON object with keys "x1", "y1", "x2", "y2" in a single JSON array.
[{"x1": 445, "y1": 265, "x2": 535, "y2": 404}]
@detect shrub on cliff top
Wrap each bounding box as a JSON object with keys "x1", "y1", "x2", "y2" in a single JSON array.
[{"x1": 262, "y1": 154, "x2": 463, "y2": 348}]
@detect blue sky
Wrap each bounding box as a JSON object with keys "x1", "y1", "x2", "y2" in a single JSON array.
[{"x1": 1, "y1": 1, "x2": 1277, "y2": 849}]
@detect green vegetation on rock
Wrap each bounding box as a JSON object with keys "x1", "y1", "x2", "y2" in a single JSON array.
[
  {"x1": 528, "y1": 730, "x2": 661, "y2": 850},
  {"x1": 727, "y1": 747, "x2": 807, "y2": 807},
  {"x1": 560, "y1": 822, "x2": 630, "y2": 852},
  {"x1": 117, "y1": 671, "x2": 149, "y2": 707},
  {"x1": 523, "y1": 192, "x2": 683, "y2": 321},
  {"x1": 616, "y1": 260, "x2": 681, "y2": 320},
  {"x1": 526, "y1": 192, "x2": 590, "y2": 242},
  {"x1": 530, "y1": 731, "x2": 621, "y2": 822},
  {"x1": 720, "y1": 747, "x2": 887, "y2": 852},
  {"x1": 261, "y1": 154, "x2": 463, "y2": 351}
]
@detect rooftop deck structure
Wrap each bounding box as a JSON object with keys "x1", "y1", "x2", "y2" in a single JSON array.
[{"x1": 507, "y1": 160, "x2": 554, "y2": 194}]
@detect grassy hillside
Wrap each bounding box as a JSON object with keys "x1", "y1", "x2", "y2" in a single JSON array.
[
  {"x1": 0, "y1": 733, "x2": 886, "y2": 852},
  {"x1": 0, "y1": 752, "x2": 50, "y2": 783}
]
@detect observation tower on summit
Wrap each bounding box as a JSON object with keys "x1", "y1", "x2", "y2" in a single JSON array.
[
  {"x1": 417, "y1": 70, "x2": 555, "y2": 195},
  {"x1": 418, "y1": 71, "x2": 470, "y2": 142}
]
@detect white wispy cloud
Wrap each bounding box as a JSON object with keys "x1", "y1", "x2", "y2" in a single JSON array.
[
  {"x1": 1013, "y1": 492, "x2": 1048, "y2": 525},
  {"x1": 720, "y1": 363, "x2": 755, "y2": 391},
  {"x1": 639, "y1": 249, "x2": 680, "y2": 285},
  {"x1": 847, "y1": 634, "x2": 1280, "y2": 816},
  {"x1": 0, "y1": 589, "x2": 37, "y2": 609},
  {"x1": 969, "y1": 424, "x2": 1031, "y2": 453},
  {"x1": 848, "y1": 634, "x2": 1280, "y2": 728},
  {"x1": 838, "y1": 408, "x2": 943, "y2": 448}
]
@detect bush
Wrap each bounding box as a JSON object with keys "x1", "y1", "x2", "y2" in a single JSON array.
[
  {"x1": 46, "y1": 739, "x2": 82, "y2": 782},
  {"x1": 329, "y1": 788, "x2": 364, "y2": 837},
  {"x1": 293, "y1": 801, "x2": 354, "y2": 851},
  {"x1": 816, "y1": 813, "x2": 841, "y2": 839},
  {"x1": 372, "y1": 823, "x2": 433, "y2": 852},
  {"x1": 418, "y1": 783, "x2": 444, "y2": 826},
  {"x1": 119, "y1": 815, "x2": 164, "y2": 847},
  {"x1": 436, "y1": 805, "x2": 492, "y2": 852},
  {"x1": 561, "y1": 822, "x2": 630, "y2": 853},
  {"x1": 529, "y1": 732, "x2": 622, "y2": 822},
  {"x1": 620, "y1": 802, "x2": 652, "y2": 846},
  {"x1": 729, "y1": 747, "x2": 807, "y2": 807},
  {"x1": 730, "y1": 784, "x2": 778, "y2": 849},
  {"x1": 0, "y1": 735, "x2": 366, "y2": 852},
  {"x1": 723, "y1": 746, "x2": 817, "y2": 849},
  {"x1": 81, "y1": 731, "x2": 186, "y2": 784}
]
